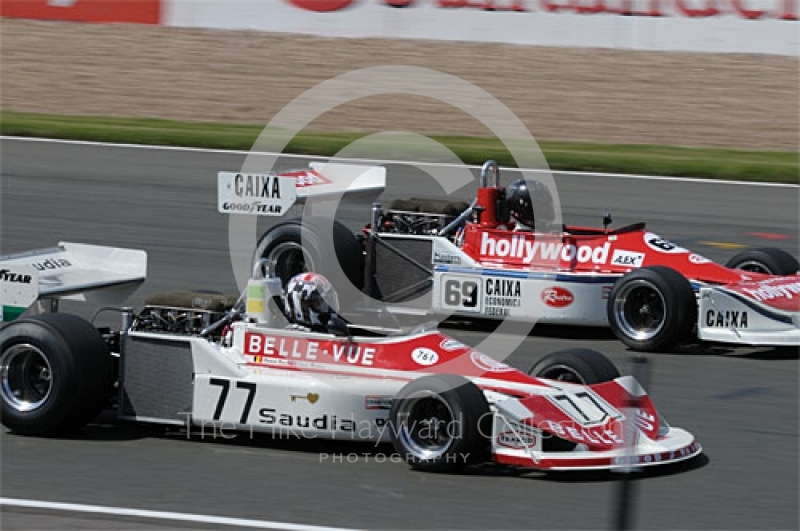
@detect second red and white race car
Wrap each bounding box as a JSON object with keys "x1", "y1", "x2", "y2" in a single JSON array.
[{"x1": 241, "y1": 161, "x2": 799, "y2": 352}]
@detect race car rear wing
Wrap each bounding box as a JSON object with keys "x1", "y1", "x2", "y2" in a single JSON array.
[
  {"x1": 218, "y1": 162, "x2": 386, "y2": 216},
  {"x1": 0, "y1": 242, "x2": 147, "y2": 322}
]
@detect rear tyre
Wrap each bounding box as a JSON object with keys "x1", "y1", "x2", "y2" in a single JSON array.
[
  {"x1": 528, "y1": 349, "x2": 620, "y2": 452},
  {"x1": 254, "y1": 218, "x2": 364, "y2": 292},
  {"x1": 607, "y1": 266, "x2": 697, "y2": 352},
  {"x1": 390, "y1": 374, "x2": 491, "y2": 472},
  {"x1": 725, "y1": 247, "x2": 799, "y2": 276},
  {"x1": 0, "y1": 313, "x2": 114, "y2": 435}
]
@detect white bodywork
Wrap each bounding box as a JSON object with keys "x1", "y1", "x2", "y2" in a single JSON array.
[
  {"x1": 188, "y1": 328, "x2": 402, "y2": 441},
  {"x1": 217, "y1": 162, "x2": 386, "y2": 216},
  {"x1": 119, "y1": 321, "x2": 701, "y2": 471},
  {"x1": 0, "y1": 242, "x2": 147, "y2": 320},
  {"x1": 698, "y1": 286, "x2": 800, "y2": 346},
  {"x1": 387, "y1": 235, "x2": 618, "y2": 326}
]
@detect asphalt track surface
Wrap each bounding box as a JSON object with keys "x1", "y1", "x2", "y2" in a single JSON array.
[{"x1": 0, "y1": 137, "x2": 798, "y2": 530}]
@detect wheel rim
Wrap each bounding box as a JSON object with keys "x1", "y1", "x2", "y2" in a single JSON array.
[
  {"x1": 536, "y1": 364, "x2": 587, "y2": 384},
  {"x1": 1, "y1": 344, "x2": 53, "y2": 412},
  {"x1": 396, "y1": 391, "x2": 455, "y2": 461},
  {"x1": 734, "y1": 260, "x2": 773, "y2": 275},
  {"x1": 264, "y1": 242, "x2": 315, "y2": 286},
  {"x1": 613, "y1": 279, "x2": 667, "y2": 342}
]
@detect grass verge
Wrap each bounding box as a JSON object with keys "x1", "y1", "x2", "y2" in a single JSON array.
[{"x1": 1, "y1": 112, "x2": 797, "y2": 183}]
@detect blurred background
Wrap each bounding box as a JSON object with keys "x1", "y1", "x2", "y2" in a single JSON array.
[{"x1": 1, "y1": 0, "x2": 798, "y2": 167}]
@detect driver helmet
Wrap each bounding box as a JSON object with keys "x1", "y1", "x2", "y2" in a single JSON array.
[
  {"x1": 283, "y1": 273, "x2": 340, "y2": 333},
  {"x1": 506, "y1": 178, "x2": 556, "y2": 230}
]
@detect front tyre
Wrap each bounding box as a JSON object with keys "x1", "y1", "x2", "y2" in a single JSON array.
[
  {"x1": 389, "y1": 374, "x2": 491, "y2": 472},
  {"x1": 529, "y1": 348, "x2": 620, "y2": 385},
  {"x1": 725, "y1": 247, "x2": 799, "y2": 276},
  {"x1": 529, "y1": 349, "x2": 620, "y2": 452},
  {"x1": 607, "y1": 266, "x2": 696, "y2": 352},
  {"x1": 0, "y1": 314, "x2": 114, "y2": 435}
]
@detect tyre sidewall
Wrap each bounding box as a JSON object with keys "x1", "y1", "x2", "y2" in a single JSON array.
[
  {"x1": 0, "y1": 314, "x2": 112, "y2": 435},
  {"x1": 529, "y1": 348, "x2": 620, "y2": 384},
  {"x1": 1, "y1": 320, "x2": 80, "y2": 434},
  {"x1": 255, "y1": 219, "x2": 364, "y2": 297},
  {"x1": 254, "y1": 220, "x2": 314, "y2": 284},
  {"x1": 607, "y1": 266, "x2": 696, "y2": 352},
  {"x1": 725, "y1": 247, "x2": 800, "y2": 276},
  {"x1": 41, "y1": 313, "x2": 115, "y2": 429},
  {"x1": 389, "y1": 375, "x2": 490, "y2": 472}
]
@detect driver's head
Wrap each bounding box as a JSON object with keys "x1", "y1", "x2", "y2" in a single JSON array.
[
  {"x1": 283, "y1": 273, "x2": 340, "y2": 332},
  {"x1": 507, "y1": 178, "x2": 555, "y2": 230}
]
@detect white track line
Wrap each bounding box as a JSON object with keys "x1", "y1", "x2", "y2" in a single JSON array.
[
  {"x1": 2, "y1": 135, "x2": 797, "y2": 188},
  {"x1": 0, "y1": 497, "x2": 360, "y2": 531}
]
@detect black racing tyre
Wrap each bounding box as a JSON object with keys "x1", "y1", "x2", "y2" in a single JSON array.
[
  {"x1": 528, "y1": 348, "x2": 620, "y2": 385},
  {"x1": 528, "y1": 348, "x2": 620, "y2": 452},
  {"x1": 390, "y1": 374, "x2": 491, "y2": 472},
  {"x1": 725, "y1": 247, "x2": 799, "y2": 276},
  {"x1": 607, "y1": 266, "x2": 697, "y2": 352},
  {"x1": 0, "y1": 313, "x2": 114, "y2": 435},
  {"x1": 254, "y1": 218, "x2": 364, "y2": 292}
]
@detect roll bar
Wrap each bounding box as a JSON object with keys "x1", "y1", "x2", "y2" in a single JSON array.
[
  {"x1": 480, "y1": 160, "x2": 500, "y2": 188},
  {"x1": 440, "y1": 160, "x2": 501, "y2": 236}
]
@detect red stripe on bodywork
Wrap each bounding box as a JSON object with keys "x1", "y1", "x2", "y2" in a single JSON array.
[{"x1": 494, "y1": 440, "x2": 701, "y2": 470}]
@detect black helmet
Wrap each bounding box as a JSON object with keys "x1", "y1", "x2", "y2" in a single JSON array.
[
  {"x1": 283, "y1": 273, "x2": 340, "y2": 333},
  {"x1": 507, "y1": 179, "x2": 555, "y2": 230}
]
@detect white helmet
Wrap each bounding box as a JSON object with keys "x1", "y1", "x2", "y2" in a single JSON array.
[{"x1": 283, "y1": 273, "x2": 340, "y2": 332}]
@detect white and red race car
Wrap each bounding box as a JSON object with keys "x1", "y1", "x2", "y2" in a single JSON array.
[
  {"x1": 0, "y1": 245, "x2": 701, "y2": 472},
  {"x1": 246, "y1": 161, "x2": 800, "y2": 352}
]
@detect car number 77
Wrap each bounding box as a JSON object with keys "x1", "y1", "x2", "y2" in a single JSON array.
[
  {"x1": 209, "y1": 378, "x2": 257, "y2": 424},
  {"x1": 549, "y1": 390, "x2": 622, "y2": 426}
]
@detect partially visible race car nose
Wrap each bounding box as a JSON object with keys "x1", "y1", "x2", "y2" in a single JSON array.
[
  {"x1": 698, "y1": 275, "x2": 800, "y2": 346},
  {"x1": 486, "y1": 376, "x2": 701, "y2": 471},
  {"x1": 538, "y1": 427, "x2": 701, "y2": 471},
  {"x1": 491, "y1": 420, "x2": 701, "y2": 471}
]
